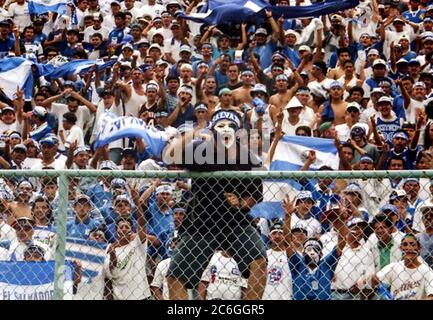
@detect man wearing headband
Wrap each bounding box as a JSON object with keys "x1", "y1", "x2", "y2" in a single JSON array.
[
  {"x1": 283, "y1": 194, "x2": 350, "y2": 300},
  {"x1": 370, "y1": 233, "x2": 433, "y2": 300},
  {"x1": 165, "y1": 109, "x2": 266, "y2": 300},
  {"x1": 139, "y1": 180, "x2": 175, "y2": 274},
  {"x1": 139, "y1": 81, "x2": 160, "y2": 126},
  {"x1": 232, "y1": 69, "x2": 255, "y2": 106},
  {"x1": 269, "y1": 73, "x2": 293, "y2": 110},
  {"x1": 167, "y1": 84, "x2": 196, "y2": 128},
  {"x1": 262, "y1": 221, "x2": 293, "y2": 300}
]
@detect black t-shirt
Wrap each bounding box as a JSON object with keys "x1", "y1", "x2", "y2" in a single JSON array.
[{"x1": 181, "y1": 139, "x2": 263, "y2": 235}]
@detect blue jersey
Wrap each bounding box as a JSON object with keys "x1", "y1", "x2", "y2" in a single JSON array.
[
  {"x1": 66, "y1": 217, "x2": 102, "y2": 239},
  {"x1": 402, "y1": 9, "x2": 426, "y2": 23},
  {"x1": 253, "y1": 40, "x2": 277, "y2": 69},
  {"x1": 376, "y1": 116, "x2": 402, "y2": 146},
  {"x1": 289, "y1": 248, "x2": 340, "y2": 300}
]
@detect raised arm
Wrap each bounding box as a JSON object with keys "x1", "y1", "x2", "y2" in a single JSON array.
[
  {"x1": 70, "y1": 91, "x2": 97, "y2": 113},
  {"x1": 265, "y1": 10, "x2": 280, "y2": 43},
  {"x1": 282, "y1": 195, "x2": 296, "y2": 257},
  {"x1": 332, "y1": 206, "x2": 350, "y2": 256}
]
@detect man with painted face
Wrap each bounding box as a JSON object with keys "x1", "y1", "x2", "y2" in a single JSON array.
[
  {"x1": 371, "y1": 233, "x2": 433, "y2": 300},
  {"x1": 283, "y1": 195, "x2": 350, "y2": 300},
  {"x1": 165, "y1": 109, "x2": 266, "y2": 300}
]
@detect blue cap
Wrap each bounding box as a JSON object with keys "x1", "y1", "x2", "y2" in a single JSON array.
[
  {"x1": 139, "y1": 64, "x2": 153, "y2": 72},
  {"x1": 330, "y1": 80, "x2": 343, "y2": 89},
  {"x1": 39, "y1": 137, "x2": 55, "y2": 146},
  {"x1": 295, "y1": 190, "x2": 314, "y2": 202},
  {"x1": 380, "y1": 204, "x2": 398, "y2": 215}
]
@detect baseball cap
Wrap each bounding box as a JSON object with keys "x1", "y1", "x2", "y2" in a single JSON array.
[
  {"x1": 255, "y1": 28, "x2": 268, "y2": 36},
  {"x1": 180, "y1": 45, "x2": 192, "y2": 53},
  {"x1": 351, "y1": 125, "x2": 366, "y2": 136},
  {"x1": 396, "y1": 58, "x2": 408, "y2": 65},
  {"x1": 408, "y1": 59, "x2": 421, "y2": 66},
  {"x1": 39, "y1": 137, "x2": 55, "y2": 146},
  {"x1": 371, "y1": 87, "x2": 385, "y2": 95},
  {"x1": 12, "y1": 144, "x2": 27, "y2": 153},
  {"x1": 250, "y1": 83, "x2": 268, "y2": 97},
  {"x1": 319, "y1": 121, "x2": 333, "y2": 134},
  {"x1": 380, "y1": 204, "x2": 398, "y2": 216},
  {"x1": 346, "y1": 102, "x2": 361, "y2": 111},
  {"x1": 295, "y1": 190, "x2": 314, "y2": 202},
  {"x1": 379, "y1": 80, "x2": 392, "y2": 87},
  {"x1": 377, "y1": 96, "x2": 393, "y2": 104},
  {"x1": 113, "y1": 194, "x2": 132, "y2": 205},
  {"x1": 74, "y1": 194, "x2": 92, "y2": 206},
  {"x1": 413, "y1": 81, "x2": 426, "y2": 89},
  {"x1": 298, "y1": 45, "x2": 311, "y2": 53},
  {"x1": 99, "y1": 160, "x2": 118, "y2": 170},
  {"x1": 111, "y1": 178, "x2": 127, "y2": 190},
  {"x1": 389, "y1": 189, "x2": 407, "y2": 202},
  {"x1": 347, "y1": 217, "x2": 367, "y2": 228},
  {"x1": 32, "y1": 106, "x2": 47, "y2": 117},
  {"x1": 149, "y1": 44, "x2": 162, "y2": 52},
  {"x1": 372, "y1": 59, "x2": 387, "y2": 68},
  {"x1": 423, "y1": 36, "x2": 433, "y2": 43}
]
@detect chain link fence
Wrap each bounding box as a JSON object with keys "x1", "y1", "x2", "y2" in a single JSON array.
[{"x1": 0, "y1": 170, "x2": 433, "y2": 300}]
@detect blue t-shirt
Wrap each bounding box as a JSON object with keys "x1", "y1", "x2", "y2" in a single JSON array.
[
  {"x1": 252, "y1": 40, "x2": 277, "y2": 69},
  {"x1": 67, "y1": 217, "x2": 102, "y2": 239},
  {"x1": 402, "y1": 9, "x2": 426, "y2": 23},
  {"x1": 289, "y1": 248, "x2": 340, "y2": 300},
  {"x1": 376, "y1": 116, "x2": 402, "y2": 146}
]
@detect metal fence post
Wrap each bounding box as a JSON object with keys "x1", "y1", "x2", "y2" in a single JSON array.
[{"x1": 53, "y1": 172, "x2": 68, "y2": 300}]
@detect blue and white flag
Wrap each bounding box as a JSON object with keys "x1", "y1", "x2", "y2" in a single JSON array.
[
  {"x1": 65, "y1": 238, "x2": 107, "y2": 300},
  {"x1": 270, "y1": 135, "x2": 339, "y2": 171},
  {"x1": 250, "y1": 201, "x2": 285, "y2": 220},
  {"x1": 0, "y1": 260, "x2": 74, "y2": 300},
  {"x1": 42, "y1": 59, "x2": 117, "y2": 80},
  {"x1": 0, "y1": 57, "x2": 34, "y2": 100},
  {"x1": 180, "y1": 0, "x2": 359, "y2": 25},
  {"x1": 94, "y1": 116, "x2": 168, "y2": 159},
  {"x1": 28, "y1": 0, "x2": 68, "y2": 15}
]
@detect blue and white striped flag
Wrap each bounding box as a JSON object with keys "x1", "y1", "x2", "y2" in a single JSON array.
[
  {"x1": 270, "y1": 135, "x2": 339, "y2": 171},
  {"x1": 42, "y1": 59, "x2": 117, "y2": 80},
  {"x1": 95, "y1": 116, "x2": 168, "y2": 159},
  {"x1": 65, "y1": 238, "x2": 107, "y2": 300},
  {"x1": 0, "y1": 57, "x2": 34, "y2": 100},
  {"x1": 0, "y1": 260, "x2": 74, "y2": 300},
  {"x1": 28, "y1": 0, "x2": 68, "y2": 15}
]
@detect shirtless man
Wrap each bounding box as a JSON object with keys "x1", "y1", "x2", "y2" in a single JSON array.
[
  {"x1": 269, "y1": 74, "x2": 294, "y2": 110},
  {"x1": 328, "y1": 48, "x2": 352, "y2": 80},
  {"x1": 321, "y1": 81, "x2": 348, "y2": 125},
  {"x1": 196, "y1": 71, "x2": 219, "y2": 117},
  {"x1": 232, "y1": 70, "x2": 255, "y2": 107}
]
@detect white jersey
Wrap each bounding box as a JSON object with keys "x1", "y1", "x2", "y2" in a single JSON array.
[
  {"x1": 332, "y1": 242, "x2": 375, "y2": 290},
  {"x1": 103, "y1": 236, "x2": 151, "y2": 300},
  {"x1": 151, "y1": 257, "x2": 171, "y2": 300},
  {"x1": 201, "y1": 251, "x2": 247, "y2": 300},
  {"x1": 262, "y1": 249, "x2": 292, "y2": 300},
  {"x1": 51, "y1": 103, "x2": 93, "y2": 133},
  {"x1": 377, "y1": 261, "x2": 433, "y2": 300},
  {"x1": 291, "y1": 213, "x2": 321, "y2": 238}
]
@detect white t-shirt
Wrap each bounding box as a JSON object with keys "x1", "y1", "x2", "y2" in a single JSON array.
[
  {"x1": 201, "y1": 251, "x2": 248, "y2": 300},
  {"x1": 139, "y1": 4, "x2": 165, "y2": 18},
  {"x1": 51, "y1": 103, "x2": 93, "y2": 133},
  {"x1": 103, "y1": 236, "x2": 151, "y2": 300},
  {"x1": 31, "y1": 157, "x2": 66, "y2": 170},
  {"x1": 377, "y1": 261, "x2": 433, "y2": 300},
  {"x1": 281, "y1": 114, "x2": 309, "y2": 136},
  {"x1": 332, "y1": 242, "x2": 375, "y2": 290},
  {"x1": 406, "y1": 98, "x2": 424, "y2": 124},
  {"x1": 7, "y1": 239, "x2": 52, "y2": 261},
  {"x1": 262, "y1": 249, "x2": 292, "y2": 300},
  {"x1": 335, "y1": 122, "x2": 369, "y2": 142},
  {"x1": 64, "y1": 124, "x2": 84, "y2": 149},
  {"x1": 8, "y1": 2, "x2": 30, "y2": 30},
  {"x1": 151, "y1": 257, "x2": 171, "y2": 300},
  {"x1": 291, "y1": 213, "x2": 321, "y2": 238},
  {"x1": 83, "y1": 25, "x2": 111, "y2": 42}
]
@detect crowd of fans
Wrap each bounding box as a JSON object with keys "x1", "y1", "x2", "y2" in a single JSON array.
[{"x1": 0, "y1": 0, "x2": 433, "y2": 300}]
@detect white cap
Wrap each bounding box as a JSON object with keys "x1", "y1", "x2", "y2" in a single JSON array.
[
  {"x1": 367, "y1": 49, "x2": 379, "y2": 56},
  {"x1": 372, "y1": 59, "x2": 387, "y2": 67},
  {"x1": 298, "y1": 45, "x2": 311, "y2": 53},
  {"x1": 255, "y1": 28, "x2": 268, "y2": 36},
  {"x1": 149, "y1": 44, "x2": 162, "y2": 52},
  {"x1": 346, "y1": 102, "x2": 361, "y2": 111},
  {"x1": 378, "y1": 96, "x2": 393, "y2": 104}
]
